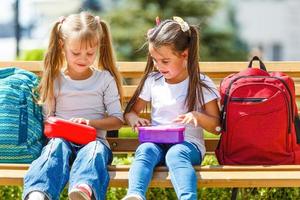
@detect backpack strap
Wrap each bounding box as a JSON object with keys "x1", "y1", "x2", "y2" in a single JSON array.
[
  {"x1": 295, "y1": 114, "x2": 300, "y2": 144},
  {"x1": 248, "y1": 56, "x2": 267, "y2": 71}
]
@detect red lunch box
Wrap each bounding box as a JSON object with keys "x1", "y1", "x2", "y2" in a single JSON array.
[{"x1": 44, "y1": 117, "x2": 97, "y2": 145}]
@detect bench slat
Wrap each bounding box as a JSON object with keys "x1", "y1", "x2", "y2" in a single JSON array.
[
  {"x1": 3, "y1": 165, "x2": 300, "y2": 188},
  {"x1": 123, "y1": 84, "x2": 300, "y2": 101},
  {"x1": 1, "y1": 61, "x2": 300, "y2": 79}
]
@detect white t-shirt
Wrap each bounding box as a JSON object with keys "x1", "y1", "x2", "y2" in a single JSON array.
[
  {"x1": 139, "y1": 72, "x2": 220, "y2": 157},
  {"x1": 50, "y1": 69, "x2": 123, "y2": 147}
]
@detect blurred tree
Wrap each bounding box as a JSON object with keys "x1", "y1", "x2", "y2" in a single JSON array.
[
  {"x1": 101, "y1": 0, "x2": 248, "y2": 61},
  {"x1": 82, "y1": 0, "x2": 102, "y2": 11}
]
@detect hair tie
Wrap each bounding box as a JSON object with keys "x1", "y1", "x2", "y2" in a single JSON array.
[
  {"x1": 58, "y1": 16, "x2": 66, "y2": 24},
  {"x1": 95, "y1": 16, "x2": 100, "y2": 23},
  {"x1": 173, "y1": 16, "x2": 190, "y2": 32},
  {"x1": 155, "y1": 16, "x2": 160, "y2": 26}
]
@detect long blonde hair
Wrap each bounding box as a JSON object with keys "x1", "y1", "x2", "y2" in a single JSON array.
[{"x1": 39, "y1": 12, "x2": 123, "y2": 114}]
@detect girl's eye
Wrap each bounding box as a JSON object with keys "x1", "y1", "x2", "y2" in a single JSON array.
[
  {"x1": 87, "y1": 52, "x2": 95, "y2": 56},
  {"x1": 72, "y1": 52, "x2": 80, "y2": 56},
  {"x1": 162, "y1": 61, "x2": 169, "y2": 64}
]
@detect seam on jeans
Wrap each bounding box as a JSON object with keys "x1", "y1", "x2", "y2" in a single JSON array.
[
  {"x1": 46, "y1": 139, "x2": 55, "y2": 160},
  {"x1": 169, "y1": 168, "x2": 181, "y2": 198},
  {"x1": 88, "y1": 141, "x2": 111, "y2": 200}
]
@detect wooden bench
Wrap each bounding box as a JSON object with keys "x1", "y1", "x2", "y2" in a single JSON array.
[{"x1": 0, "y1": 61, "x2": 300, "y2": 192}]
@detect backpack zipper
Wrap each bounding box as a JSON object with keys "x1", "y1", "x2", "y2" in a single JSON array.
[
  {"x1": 230, "y1": 97, "x2": 267, "y2": 102},
  {"x1": 222, "y1": 76, "x2": 293, "y2": 133}
]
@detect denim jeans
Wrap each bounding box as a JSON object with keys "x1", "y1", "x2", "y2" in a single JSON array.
[
  {"x1": 127, "y1": 141, "x2": 202, "y2": 200},
  {"x1": 23, "y1": 138, "x2": 112, "y2": 200}
]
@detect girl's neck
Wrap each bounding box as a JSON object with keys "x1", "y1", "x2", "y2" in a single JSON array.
[{"x1": 64, "y1": 67, "x2": 93, "y2": 80}]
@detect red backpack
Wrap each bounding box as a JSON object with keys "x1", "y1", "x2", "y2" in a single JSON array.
[{"x1": 215, "y1": 56, "x2": 300, "y2": 165}]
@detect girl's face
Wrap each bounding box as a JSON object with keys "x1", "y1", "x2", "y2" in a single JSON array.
[
  {"x1": 63, "y1": 37, "x2": 98, "y2": 78},
  {"x1": 149, "y1": 43, "x2": 188, "y2": 84}
]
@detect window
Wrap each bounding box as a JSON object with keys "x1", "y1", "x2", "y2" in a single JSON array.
[{"x1": 272, "y1": 43, "x2": 282, "y2": 61}]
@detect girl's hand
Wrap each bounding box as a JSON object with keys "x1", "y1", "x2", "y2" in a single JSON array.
[
  {"x1": 173, "y1": 111, "x2": 200, "y2": 127},
  {"x1": 130, "y1": 117, "x2": 151, "y2": 132},
  {"x1": 70, "y1": 118, "x2": 90, "y2": 126}
]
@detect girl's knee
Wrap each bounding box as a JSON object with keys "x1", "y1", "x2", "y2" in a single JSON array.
[
  {"x1": 79, "y1": 140, "x2": 111, "y2": 162},
  {"x1": 165, "y1": 148, "x2": 180, "y2": 166},
  {"x1": 46, "y1": 138, "x2": 71, "y2": 153},
  {"x1": 83, "y1": 140, "x2": 107, "y2": 153},
  {"x1": 135, "y1": 142, "x2": 161, "y2": 157},
  {"x1": 165, "y1": 144, "x2": 190, "y2": 166}
]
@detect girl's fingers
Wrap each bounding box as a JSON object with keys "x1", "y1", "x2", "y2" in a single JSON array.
[
  {"x1": 134, "y1": 127, "x2": 139, "y2": 133},
  {"x1": 144, "y1": 119, "x2": 151, "y2": 126}
]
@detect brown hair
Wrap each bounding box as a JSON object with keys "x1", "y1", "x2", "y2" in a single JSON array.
[
  {"x1": 39, "y1": 12, "x2": 123, "y2": 114},
  {"x1": 125, "y1": 18, "x2": 213, "y2": 114}
]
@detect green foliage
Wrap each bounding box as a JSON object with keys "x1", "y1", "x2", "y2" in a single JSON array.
[
  {"x1": 102, "y1": 0, "x2": 247, "y2": 61},
  {"x1": 119, "y1": 127, "x2": 138, "y2": 138},
  {"x1": 201, "y1": 30, "x2": 248, "y2": 61},
  {"x1": 19, "y1": 49, "x2": 45, "y2": 61},
  {"x1": 0, "y1": 186, "x2": 22, "y2": 199}
]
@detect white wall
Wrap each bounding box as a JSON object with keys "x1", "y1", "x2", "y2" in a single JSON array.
[{"x1": 233, "y1": 0, "x2": 300, "y2": 61}]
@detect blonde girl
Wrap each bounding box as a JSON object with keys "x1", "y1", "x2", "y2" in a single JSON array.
[{"x1": 23, "y1": 12, "x2": 123, "y2": 200}]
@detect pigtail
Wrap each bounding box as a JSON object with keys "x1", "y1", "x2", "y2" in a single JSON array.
[
  {"x1": 124, "y1": 54, "x2": 156, "y2": 114},
  {"x1": 186, "y1": 26, "x2": 213, "y2": 111},
  {"x1": 38, "y1": 21, "x2": 64, "y2": 114},
  {"x1": 186, "y1": 25, "x2": 203, "y2": 111},
  {"x1": 98, "y1": 20, "x2": 123, "y2": 105}
]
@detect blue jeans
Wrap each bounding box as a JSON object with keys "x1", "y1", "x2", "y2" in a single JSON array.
[
  {"x1": 23, "y1": 138, "x2": 112, "y2": 200},
  {"x1": 127, "y1": 141, "x2": 202, "y2": 200}
]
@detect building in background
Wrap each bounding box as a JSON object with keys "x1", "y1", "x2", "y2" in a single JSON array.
[
  {"x1": 0, "y1": 0, "x2": 81, "y2": 60},
  {"x1": 0, "y1": 0, "x2": 300, "y2": 61},
  {"x1": 232, "y1": 0, "x2": 300, "y2": 61}
]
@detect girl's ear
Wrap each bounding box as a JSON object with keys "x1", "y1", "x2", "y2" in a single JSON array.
[{"x1": 181, "y1": 49, "x2": 189, "y2": 59}]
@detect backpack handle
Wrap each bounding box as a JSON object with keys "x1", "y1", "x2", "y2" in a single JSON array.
[{"x1": 248, "y1": 56, "x2": 267, "y2": 71}]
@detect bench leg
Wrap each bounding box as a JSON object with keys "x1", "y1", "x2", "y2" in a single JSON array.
[{"x1": 231, "y1": 188, "x2": 238, "y2": 200}]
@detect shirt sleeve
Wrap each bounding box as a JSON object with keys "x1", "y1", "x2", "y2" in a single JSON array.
[
  {"x1": 201, "y1": 74, "x2": 220, "y2": 104},
  {"x1": 103, "y1": 75, "x2": 124, "y2": 122},
  {"x1": 139, "y1": 74, "x2": 153, "y2": 101}
]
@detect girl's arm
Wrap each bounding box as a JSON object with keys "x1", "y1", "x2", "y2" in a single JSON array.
[
  {"x1": 125, "y1": 98, "x2": 150, "y2": 128},
  {"x1": 174, "y1": 99, "x2": 220, "y2": 134},
  {"x1": 89, "y1": 117, "x2": 123, "y2": 131},
  {"x1": 70, "y1": 117, "x2": 123, "y2": 131}
]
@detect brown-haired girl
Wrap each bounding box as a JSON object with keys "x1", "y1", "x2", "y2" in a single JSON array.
[{"x1": 122, "y1": 17, "x2": 220, "y2": 200}]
